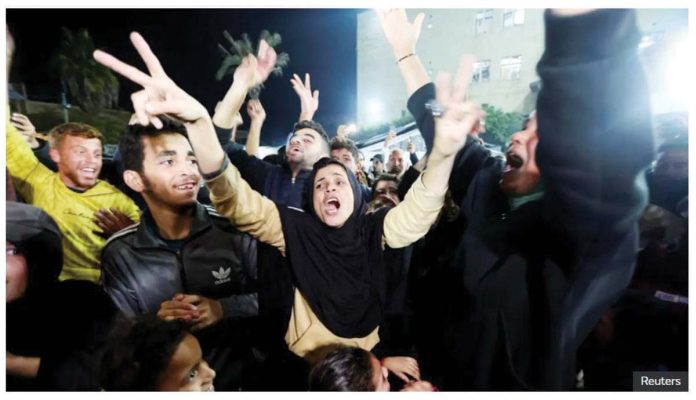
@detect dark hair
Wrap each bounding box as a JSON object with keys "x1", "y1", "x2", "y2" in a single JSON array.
[
  {"x1": 521, "y1": 110, "x2": 537, "y2": 130},
  {"x1": 293, "y1": 120, "x2": 330, "y2": 152},
  {"x1": 308, "y1": 345, "x2": 375, "y2": 391},
  {"x1": 370, "y1": 174, "x2": 399, "y2": 195},
  {"x1": 119, "y1": 119, "x2": 188, "y2": 173},
  {"x1": 100, "y1": 315, "x2": 189, "y2": 391},
  {"x1": 330, "y1": 138, "x2": 359, "y2": 162},
  {"x1": 657, "y1": 136, "x2": 688, "y2": 153}
]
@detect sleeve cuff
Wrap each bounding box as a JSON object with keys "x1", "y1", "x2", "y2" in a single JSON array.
[
  {"x1": 201, "y1": 154, "x2": 230, "y2": 181},
  {"x1": 407, "y1": 82, "x2": 436, "y2": 118}
]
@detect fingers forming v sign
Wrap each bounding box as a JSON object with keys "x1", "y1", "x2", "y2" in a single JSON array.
[
  {"x1": 432, "y1": 55, "x2": 484, "y2": 158},
  {"x1": 93, "y1": 32, "x2": 209, "y2": 128}
]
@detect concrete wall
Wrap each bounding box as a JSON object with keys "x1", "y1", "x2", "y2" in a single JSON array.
[{"x1": 357, "y1": 8, "x2": 688, "y2": 127}]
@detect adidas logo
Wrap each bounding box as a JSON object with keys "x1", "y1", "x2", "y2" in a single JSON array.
[{"x1": 212, "y1": 267, "x2": 232, "y2": 285}]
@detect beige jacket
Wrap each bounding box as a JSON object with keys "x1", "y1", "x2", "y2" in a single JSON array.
[{"x1": 206, "y1": 161, "x2": 443, "y2": 357}]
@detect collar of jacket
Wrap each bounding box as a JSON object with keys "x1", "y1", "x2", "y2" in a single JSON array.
[{"x1": 132, "y1": 202, "x2": 212, "y2": 249}]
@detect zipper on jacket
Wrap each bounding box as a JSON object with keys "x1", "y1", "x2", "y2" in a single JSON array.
[{"x1": 176, "y1": 250, "x2": 189, "y2": 293}]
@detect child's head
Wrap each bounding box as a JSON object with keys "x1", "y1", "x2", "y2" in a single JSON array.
[
  {"x1": 100, "y1": 315, "x2": 215, "y2": 391},
  {"x1": 308, "y1": 345, "x2": 389, "y2": 391}
]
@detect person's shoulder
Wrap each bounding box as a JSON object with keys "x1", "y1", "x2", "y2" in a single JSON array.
[
  {"x1": 102, "y1": 223, "x2": 140, "y2": 253},
  {"x1": 203, "y1": 203, "x2": 241, "y2": 230}
]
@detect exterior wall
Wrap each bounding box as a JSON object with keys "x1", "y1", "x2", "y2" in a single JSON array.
[
  {"x1": 357, "y1": 8, "x2": 544, "y2": 128},
  {"x1": 357, "y1": 8, "x2": 688, "y2": 127}
]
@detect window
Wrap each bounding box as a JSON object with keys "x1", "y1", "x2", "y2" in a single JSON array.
[
  {"x1": 475, "y1": 10, "x2": 493, "y2": 35},
  {"x1": 503, "y1": 9, "x2": 525, "y2": 27},
  {"x1": 472, "y1": 60, "x2": 491, "y2": 83},
  {"x1": 500, "y1": 56, "x2": 522, "y2": 80}
]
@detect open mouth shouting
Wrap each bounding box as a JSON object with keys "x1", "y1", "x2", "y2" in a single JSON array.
[
  {"x1": 324, "y1": 196, "x2": 341, "y2": 216},
  {"x1": 504, "y1": 150, "x2": 524, "y2": 173}
]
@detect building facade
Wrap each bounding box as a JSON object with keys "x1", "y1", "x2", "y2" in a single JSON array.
[{"x1": 356, "y1": 8, "x2": 688, "y2": 128}]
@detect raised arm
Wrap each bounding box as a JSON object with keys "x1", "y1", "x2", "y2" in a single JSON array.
[
  {"x1": 290, "y1": 73, "x2": 319, "y2": 122},
  {"x1": 245, "y1": 98, "x2": 266, "y2": 157},
  {"x1": 384, "y1": 57, "x2": 483, "y2": 248},
  {"x1": 5, "y1": 108, "x2": 53, "y2": 201},
  {"x1": 93, "y1": 33, "x2": 285, "y2": 253},
  {"x1": 376, "y1": 9, "x2": 430, "y2": 97},
  {"x1": 213, "y1": 43, "x2": 277, "y2": 129},
  {"x1": 536, "y1": 9, "x2": 653, "y2": 234}
]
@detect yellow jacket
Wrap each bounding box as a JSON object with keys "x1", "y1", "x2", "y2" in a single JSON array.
[{"x1": 6, "y1": 113, "x2": 140, "y2": 283}]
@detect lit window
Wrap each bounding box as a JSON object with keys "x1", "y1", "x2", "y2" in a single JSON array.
[
  {"x1": 503, "y1": 9, "x2": 525, "y2": 27},
  {"x1": 475, "y1": 10, "x2": 493, "y2": 35},
  {"x1": 500, "y1": 56, "x2": 522, "y2": 80},
  {"x1": 472, "y1": 60, "x2": 491, "y2": 83}
]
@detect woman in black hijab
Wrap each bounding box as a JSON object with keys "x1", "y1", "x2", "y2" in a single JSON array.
[
  {"x1": 91, "y1": 32, "x2": 481, "y2": 361},
  {"x1": 200, "y1": 71, "x2": 482, "y2": 357}
]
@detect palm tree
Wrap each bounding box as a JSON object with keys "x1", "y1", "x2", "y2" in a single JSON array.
[
  {"x1": 216, "y1": 30, "x2": 290, "y2": 98},
  {"x1": 51, "y1": 28, "x2": 119, "y2": 114}
]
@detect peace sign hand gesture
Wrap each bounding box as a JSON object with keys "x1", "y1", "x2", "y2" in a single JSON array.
[
  {"x1": 93, "y1": 32, "x2": 209, "y2": 129},
  {"x1": 432, "y1": 56, "x2": 484, "y2": 159}
]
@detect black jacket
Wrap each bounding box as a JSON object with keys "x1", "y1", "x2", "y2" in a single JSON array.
[
  {"x1": 408, "y1": 10, "x2": 653, "y2": 390},
  {"x1": 7, "y1": 202, "x2": 118, "y2": 391},
  {"x1": 101, "y1": 202, "x2": 258, "y2": 318}
]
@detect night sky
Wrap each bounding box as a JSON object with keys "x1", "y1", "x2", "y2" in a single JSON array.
[{"x1": 7, "y1": 8, "x2": 364, "y2": 146}]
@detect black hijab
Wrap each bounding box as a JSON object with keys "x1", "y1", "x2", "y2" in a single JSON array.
[{"x1": 277, "y1": 158, "x2": 389, "y2": 338}]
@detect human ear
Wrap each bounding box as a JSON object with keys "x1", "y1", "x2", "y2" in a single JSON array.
[{"x1": 123, "y1": 170, "x2": 145, "y2": 193}]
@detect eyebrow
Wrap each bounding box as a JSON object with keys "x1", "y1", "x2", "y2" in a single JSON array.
[
  {"x1": 156, "y1": 150, "x2": 177, "y2": 157},
  {"x1": 315, "y1": 173, "x2": 346, "y2": 184}
]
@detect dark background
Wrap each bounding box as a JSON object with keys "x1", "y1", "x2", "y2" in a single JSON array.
[{"x1": 7, "y1": 8, "x2": 365, "y2": 145}]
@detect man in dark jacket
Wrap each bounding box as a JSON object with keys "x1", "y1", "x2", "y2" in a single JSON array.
[
  {"x1": 378, "y1": 8, "x2": 654, "y2": 390},
  {"x1": 100, "y1": 120, "x2": 259, "y2": 390}
]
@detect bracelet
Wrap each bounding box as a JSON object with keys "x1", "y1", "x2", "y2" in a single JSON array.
[{"x1": 397, "y1": 53, "x2": 415, "y2": 63}]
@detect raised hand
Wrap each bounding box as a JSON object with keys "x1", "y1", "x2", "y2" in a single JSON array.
[
  {"x1": 246, "y1": 98, "x2": 266, "y2": 122},
  {"x1": 381, "y1": 356, "x2": 421, "y2": 382},
  {"x1": 376, "y1": 8, "x2": 425, "y2": 61},
  {"x1": 10, "y1": 112, "x2": 43, "y2": 147},
  {"x1": 233, "y1": 39, "x2": 278, "y2": 91},
  {"x1": 290, "y1": 73, "x2": 319, "y2": 122},
  {"x1": 432, "y1": 56, "x2": 483, "y2": 159},
  {"x1": 384, "y1": 129, "x2": 396, "y2": 148},
  {"x1": 336, "y1": 124, "x2": 349, "y2": 141},
  {"x1": 93, "y1": 32, "x2": 209, "y2": 129}
]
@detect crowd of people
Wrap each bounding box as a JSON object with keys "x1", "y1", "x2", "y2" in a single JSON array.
[{"x1": 6, "y1": 8, "x2": 687, "y2": 392}]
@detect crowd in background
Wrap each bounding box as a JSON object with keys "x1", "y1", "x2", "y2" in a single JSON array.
[{"x1": 6, "y1": 8, "x2": 687, "y2": 392}]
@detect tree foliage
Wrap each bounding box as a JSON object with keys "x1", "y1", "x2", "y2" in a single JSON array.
[
  {"x1": 480, "y1": 103, "x2": 526, "y2": 145},
  {"x1": 50, "y1": 28, "x2": 119, "y2": 113},
  {"x1": 216, "y1": 29, "x2": 290, "y2": 99}
]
